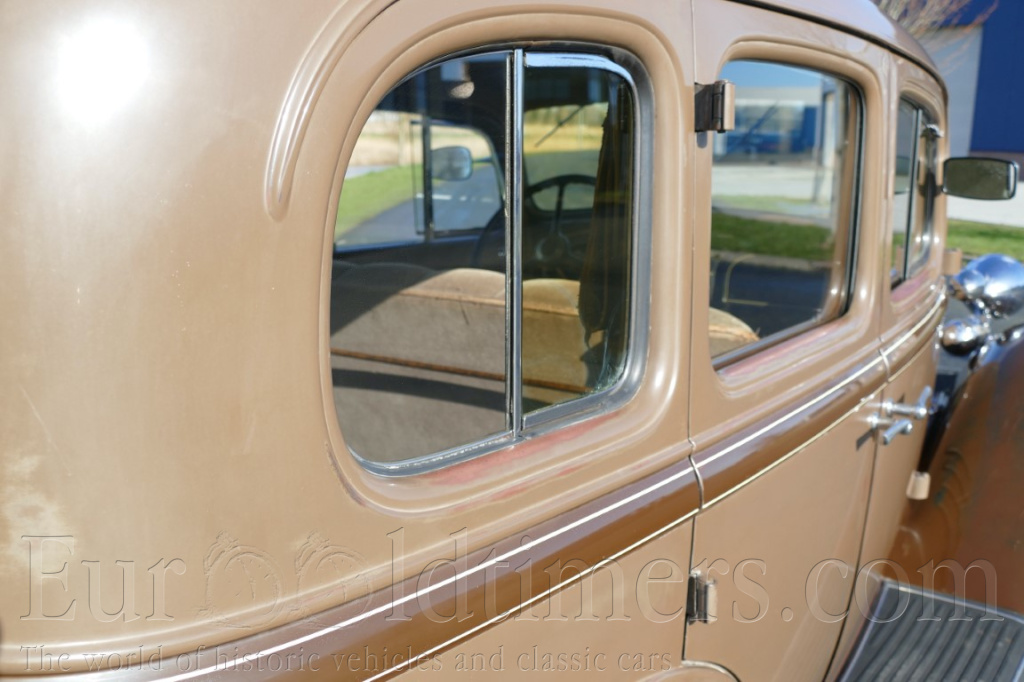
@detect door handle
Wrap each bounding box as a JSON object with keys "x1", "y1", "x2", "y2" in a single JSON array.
[
  {"x1": 882, "y1": 386, "x2": 932, "y2": 421},
  {"x1": 870, "y1": 386, "x2": 931, "y2": 445},
  {"x1": 870, "y1": 416, "x2": 914, "y2": 445}
]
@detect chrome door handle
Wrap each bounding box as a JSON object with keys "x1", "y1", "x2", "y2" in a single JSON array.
[
  {"x1": 882, "y1": 386, "x2": 932, "y2": 421},
  {"x1": 881, "y1": 418, "x2": 913, "y2": 445},
  {"x1": 868, "y1": 414, "x2": 914, "y2": 445}
]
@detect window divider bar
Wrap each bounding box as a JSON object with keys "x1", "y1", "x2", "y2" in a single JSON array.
[{"x1": 507, "y1": 49, "x2": 525, "y2": 434}]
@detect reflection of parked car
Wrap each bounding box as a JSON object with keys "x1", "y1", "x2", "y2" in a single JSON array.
[{"x1": 4, "y1": 0, "x2": 1024, "y2": 680}]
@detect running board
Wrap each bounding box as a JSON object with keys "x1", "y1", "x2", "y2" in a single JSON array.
[{"x1": 839, "y1": 580, "x2": 1024, "y2": 681}]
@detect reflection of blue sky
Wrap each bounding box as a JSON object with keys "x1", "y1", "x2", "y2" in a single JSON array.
[{"x1": 722, "y1": 61, "x2": 823, "y2": 89}]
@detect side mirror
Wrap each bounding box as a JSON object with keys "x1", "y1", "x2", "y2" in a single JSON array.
[
  {"x1": 431, "y1": 146, "x2": 473, "y2": 182},
  {"x1": 943, "y1": 157, "x2": 1018, "y2": 200}
]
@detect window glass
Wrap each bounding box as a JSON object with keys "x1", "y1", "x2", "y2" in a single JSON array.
[
  {"x1": 709, "y1": 60, "x2": 860, "y2": 360},
  {"x1": 331, "y1": 53, "x2": 509, "y2": 463},
  {"x1": 330, "y1": 50, "x2": 636, "y2": 466},
  {"x1": 523, "y1": 101, "x2": 604, "y2": 212},
  {"x1": 522, "y1": 59, "x2": 633, "y2": 408}
]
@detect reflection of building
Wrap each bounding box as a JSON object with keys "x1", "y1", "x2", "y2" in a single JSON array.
[
  {"x1": 916, "y1": 1, "x2": 1024, "y2": 165},
  {"x1": 717, "y1": 93, "x2": 818, "y2": 158},
  {"x1": 714, "y1": 61, "x2": 845, "y2": 176}
]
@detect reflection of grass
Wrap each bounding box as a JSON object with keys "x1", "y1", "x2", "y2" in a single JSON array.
[
  {"x1": 714, "y1": 195, "x2": 817, "y2": 211},
  {"x1": 712, "y1": 213, "x2": 833, "y2": 262},
  {"x1": 335, "y1": 165, "x2": 420, "y2": 239},
  {"x1": 524, "y1": 150, "x2": 600, "y2": 180},
  {"x1": 712, "y1": 215, "x2": 1024, "y2": 263},
  {"x1": 948, "y1": 220, "x2": 1024, "y2": 260}
]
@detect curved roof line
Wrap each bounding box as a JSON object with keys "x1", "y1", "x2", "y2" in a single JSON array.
[{"x1": 727, "y1": 0, "x2": 941, "y2": 86}]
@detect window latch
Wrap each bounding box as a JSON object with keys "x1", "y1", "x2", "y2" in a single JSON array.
[{"x1": 695, "y1": 80, "x2": 735, "y2": 133}]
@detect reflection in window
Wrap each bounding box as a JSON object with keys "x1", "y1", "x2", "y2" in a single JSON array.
[
  {"x1": 709, "y1": 61, "x2": 860, "y2": 360},
  {"x1": 330, "y1": 51, "x2": 635, "y2": 466}
]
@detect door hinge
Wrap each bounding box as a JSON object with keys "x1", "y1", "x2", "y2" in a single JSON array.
[
  {"x1": 686, "y1": 571, "x2": 718, "y2": 624},
  {"x1": 695, "y1": 80, "x2": 735, "y2": 133}
]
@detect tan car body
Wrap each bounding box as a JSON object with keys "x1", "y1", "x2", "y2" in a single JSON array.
[{"x1": 0, "y1": 0, "x2": 980, "y2": 679}]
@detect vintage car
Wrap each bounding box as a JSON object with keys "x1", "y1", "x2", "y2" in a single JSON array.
[{"x1": 3, "y1": 0, "x2": 1023, "y2": 679}]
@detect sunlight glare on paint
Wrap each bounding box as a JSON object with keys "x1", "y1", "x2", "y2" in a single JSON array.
[{"x1": 57, "y1": 19, "x2": 149, "y2": 126}]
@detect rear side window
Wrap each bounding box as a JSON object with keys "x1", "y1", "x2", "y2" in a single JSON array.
[
  {"x1": 330, "y1": 50, "x2": 639, "y2": 470},
  {"x1": 890, "y1": 99, "x2": 938, "y2": 285},
  {"x1": 708, "y1": 60, "x2": 861, "y2": 361}
]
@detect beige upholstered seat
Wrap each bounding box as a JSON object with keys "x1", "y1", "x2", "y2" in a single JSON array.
[
  {"x1": 329, "y1": 263, "x2": 593, "y2": 461},
  {"x1": 329, "y1": 262, "x2": 757, "y2": 461},
  {"x1": 709, "y1": 307, "x2": 759, "y2": 357}
]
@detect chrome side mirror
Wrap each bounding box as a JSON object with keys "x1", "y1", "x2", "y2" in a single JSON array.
[
  {"x1": 948, "y1": 253, "x2": 1024, "y2": 319},
  {"x1": 943, "y1": 157, "x2": 1018, "y2": 200}
]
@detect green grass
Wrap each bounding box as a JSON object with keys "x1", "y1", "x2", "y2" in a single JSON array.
[
  {"x1": 711, "y1": 213, "x2": 833, "y2": 262},
  {"x1": 335, "y1": 165, "x2": 420, "y2": 239},
  {"x1": 947, "y1": 220, "x2": 1024, "y2": 260}
]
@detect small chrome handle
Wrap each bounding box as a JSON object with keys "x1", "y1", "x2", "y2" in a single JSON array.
[
  {"x1": 883, "y1": 386, "x2": 932, "y2": 421},
  {"x1": 868, "y1": 413, "x2": 915, "y2": 445},
  {"x1": 880, "y1": 418, "x2": 913, "y2": 445}
]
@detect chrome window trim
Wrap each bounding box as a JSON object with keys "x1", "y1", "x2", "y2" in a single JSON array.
[
  {"x1": 344, "y1": 45, "x2": 651, "y2": 476},
  {"x1": 508, "y1": 49, "x2": 524, "y2": 432}
]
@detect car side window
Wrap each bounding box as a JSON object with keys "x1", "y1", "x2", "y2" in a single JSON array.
[
  {"x1": 330, "y1": 50, "x2": 637, "y2": 469},
  {"x1": 709, "y1": 60, "x2": 861, "y2": 361},
  {"x1": 891, "y1": 98, "x2": 938, "y2": 285}
]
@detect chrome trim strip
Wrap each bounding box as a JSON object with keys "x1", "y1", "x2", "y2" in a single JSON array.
[
  {"x1": 149, "y1": 460, "x2": 699, "y2": 681},
  {"x1": 881, "y1": 291, "x2": 944, "y2": 361},
  {"x1": 679, "y1": 661, "x2": 741, "y2": 681},
  {"x1": 370, "y1": 505, "x2": 698, "y2": 680},
  {"x1": 524, "y1": 51, "x2": 632, "y2": 83},
  {"x1": 509, "y1": 49, "x2": 524, "y2": 432},
  {"x1": 689, "y1": 438, "x2": 705, "y2": 508},
  {"x1": 703, "y1": 387, "x2": 880, "y2": 509},
  {"x1": 697, "y1": 353, "x2": 884, "y2": 471},
  {"x1": 885, "y1": 323, "x2": 937, "y2": 386}
]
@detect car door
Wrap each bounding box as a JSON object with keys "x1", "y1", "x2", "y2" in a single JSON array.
[
  {"x1": 683, "y1": 2, "x2": 891, "y2": 678},
  {"x1": 828, "y1": 64, "x2": 947, "y2": 677},
  {"x1": 298, "y1": 2, "x2": 704, "y2": 679}
]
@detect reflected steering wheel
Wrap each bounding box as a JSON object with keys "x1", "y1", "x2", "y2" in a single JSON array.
[
  {"x1": 523, "y1": 174, "x2": 597, "y2": 274},
  {"x1": 471, "y1": 174, "x2": 597, "y2": 274}
]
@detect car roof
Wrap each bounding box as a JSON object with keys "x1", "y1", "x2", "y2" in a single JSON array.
[{"x1": 737, "y1": 0, "x2": 940, "y2": 83}]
